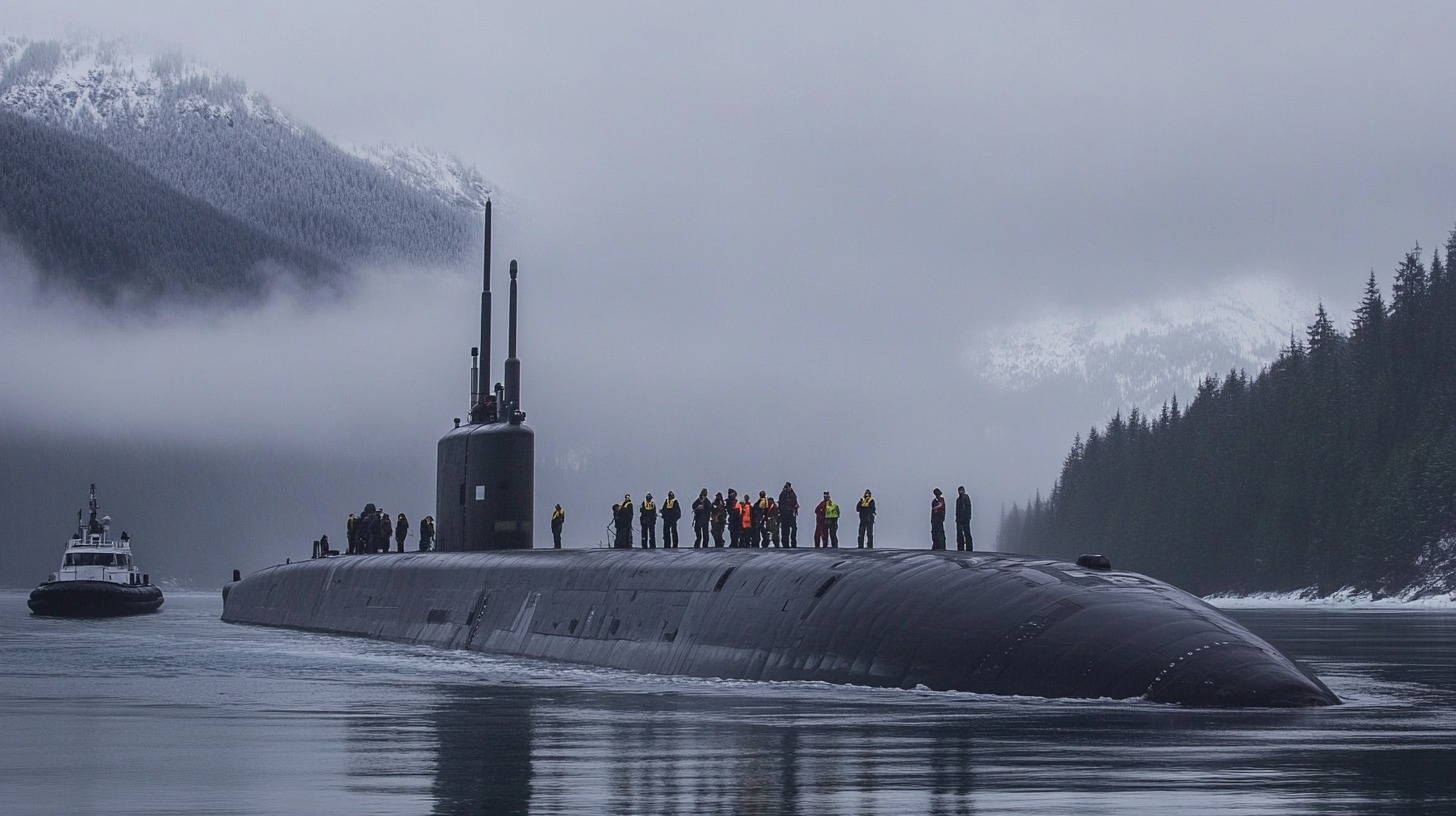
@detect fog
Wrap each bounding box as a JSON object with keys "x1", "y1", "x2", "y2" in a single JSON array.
[{"x1": 4, "y1": 2, "x2": 1456, "y2": 586}]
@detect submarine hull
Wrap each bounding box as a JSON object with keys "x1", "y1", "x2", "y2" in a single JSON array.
[{"x1": 221, "y1": 549, "x2": 1337, "y2": 707}]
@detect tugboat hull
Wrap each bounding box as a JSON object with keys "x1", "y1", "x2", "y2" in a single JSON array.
[{"x1": 28, "y1": 580, "x2": 164, "y2": 617}]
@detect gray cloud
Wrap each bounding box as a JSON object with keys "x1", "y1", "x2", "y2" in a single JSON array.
[{"x1": 4, "y1": 1, "x2": 1456, "y2": 582}]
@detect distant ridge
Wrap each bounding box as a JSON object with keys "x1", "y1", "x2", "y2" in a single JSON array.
[{"x1": 0, "y1": 35, "x2": 492, "y2": 303}]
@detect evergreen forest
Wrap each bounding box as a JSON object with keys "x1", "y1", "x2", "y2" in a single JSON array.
[
  {"x1": 0, "y1": 108, "x2": 338, "y2": 303},
  {"x1": 999, "y1": 230, "x2": 1456, "y2": 596}
]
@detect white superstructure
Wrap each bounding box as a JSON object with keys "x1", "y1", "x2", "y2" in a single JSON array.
[{"x1": 48, "y1": 484, "x2": 150, "y2": 587}]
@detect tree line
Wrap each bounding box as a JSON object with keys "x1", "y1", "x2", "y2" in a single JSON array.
[{"x1": 999, "y1": 228, "x2": 1456, "y2": 596}]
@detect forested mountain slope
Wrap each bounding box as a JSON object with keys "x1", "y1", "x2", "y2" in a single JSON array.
[
  {"x1": 1001, "y1": 228, "x2": 1456, "y2": 598},
  {"x1": 0, "y1": 108, "x2": 337, "y2": 303},
  {"x1": 0, "y1": 36, "x2": 489, "y2": 301}
]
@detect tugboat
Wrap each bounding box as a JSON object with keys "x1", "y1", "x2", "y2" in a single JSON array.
[{"x1": 28, "y1": 484, "x2": 164, "y2": 617}]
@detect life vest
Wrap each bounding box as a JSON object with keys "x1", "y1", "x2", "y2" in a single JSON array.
[
  {"x1": 824, "y1": 501, "x2": 840, "y2": 519},
  {"x1": 551, "y1": 507, "x2": 564, "y2": 522},
  {"x1": 665, "y1": 498, "x2": 677, "y2": 511},
  {"x1": 643, "y1": 499, "x2": 656, "y2": 513}
]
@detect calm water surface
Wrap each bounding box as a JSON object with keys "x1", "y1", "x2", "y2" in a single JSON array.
[{"x1": 2, "y1": 591, "x2": 1454, "y2": 815}]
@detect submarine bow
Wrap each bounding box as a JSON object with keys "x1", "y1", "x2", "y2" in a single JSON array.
[{"x1": 222, "y1": 549, "x2": 1338, "y2": 707}]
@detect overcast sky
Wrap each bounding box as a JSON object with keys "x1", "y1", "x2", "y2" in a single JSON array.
[{"x1": 4, "y1": 2, "x2": 1456, "y2": 570}]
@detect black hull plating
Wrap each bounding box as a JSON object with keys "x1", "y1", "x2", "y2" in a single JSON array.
[
  {"x1": 221, "y1": 549, "x2": 1338, "y2": 707},
  {"x1": 29, "y1": 580, "x2": 164, "y2": 617}
]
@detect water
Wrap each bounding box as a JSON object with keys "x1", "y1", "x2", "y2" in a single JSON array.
[{"x1": 3, "y1": 591, "x2": 1455, "y2": 815}]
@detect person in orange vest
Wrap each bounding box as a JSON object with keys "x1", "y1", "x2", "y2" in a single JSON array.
[
  {"x1": 738, "y1": 497, "x2": 754, "y2": 545},
  {"x1": 856, "y1": 490, "x2": 876, "y2": 548},
  {"x1": 930, "y1": 488, "x2": 948, "y2": 550},
  {"x1": 662, "y1": 491, "x2": 681, "y2": 548}
]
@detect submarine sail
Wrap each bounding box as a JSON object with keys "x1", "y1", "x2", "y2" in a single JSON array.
[{"x1": 436, "y1": 202, "x2": 535, "y2": 551}]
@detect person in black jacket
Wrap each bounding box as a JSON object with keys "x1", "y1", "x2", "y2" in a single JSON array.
[
  {"x1": 691, "y1": 489, "x2": 711, "y2": 548},
  {"x1": 613, "y1": 496, "x2": 634, "y2": 548},
  {"x1": 930, "y1": 489, "x2": 947, "y2": 550},
  {"x1": 856, "y1": 490, "x2": 876, "y2": 548},
  {"x1": 661, "y1": 491, "x2": 681, "y2": 548},
  {"x1": 955, "y1": 486, "x2": 974, "y2": 551},
  {"x1": 395, "y1": 513, "x2": 410, "y2": 553},
  {"x1": 640, "y1": 494, "x2": 658, "y2": 548},
  {"x1": 778, "y1": 482, "x2": 799, "y2": 547},
  {"x1": 551, "y1": 504, "x2": 565, "y2": 548},
  {"x1": 711, "y1": 492, "x2": 727, "y2": 547}
]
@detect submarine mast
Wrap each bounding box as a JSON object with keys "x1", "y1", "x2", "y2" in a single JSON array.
[{"x1": 436, "y1": 201, "x2": 535, "y2": 551}]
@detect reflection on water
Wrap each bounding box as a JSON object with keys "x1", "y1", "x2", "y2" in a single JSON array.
[{"x1": 4, "y1": 593, "x2": 1456, "y2": 815}]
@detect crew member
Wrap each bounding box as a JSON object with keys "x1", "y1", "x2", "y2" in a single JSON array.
[
  {"x1": 726, "y1": 490, "x2": 740, "y2": 547},
  {"x1": 711, "y1": 492, "x2": 727, "y2": 547},
  {"x1": 738, "y1": 497, "x2": 754, "y2": 546},
  {"x1": 749, "y1": 491, "x2": 767, "y2": 548},
  {"x1": 347, "y1": 513, "x2": 357, "y2": 555},
  {"x1": 692, "y1": 489, "x2": 712, "y2": 548},
  {"x1": 824, "y1": 493, "x2": 840, "y2": 547},
  {"x1": 640, "y1": 493, "x2": 658, "y2": 548},
  {"x1": 856, "y1": 490, "x2": 876, "y2": 548},
  {"x1": 662, "y1": 492, "x2": 681, "y2": 548},
  {"x1": 814, "y1": 492, "x2": 829, "y2": 548},
  {"x1": 419, "y1": 516, "x2": 435, "y2": 551},
  {"x1": 551, "y1": 504, "x2": 565, "y2": 548},
  {"x1": 778, "y1": 482, "x2": 799, "y2": 547},
  {"x1": 930, "y1": 488, "x2": 947, "y2": 550},
  {"x1": 395, "y1": 513, "x2": 409, "y2": 553},
  {"x1": 955, "y1": 486, "x2": 974, "y2": 551},
  {"x1": 765, "y1": 497, "x2": 780, "y2": 547},
  {"x1": 614, "y1": 495, "x2": 634, "y2": 548},
  {"x1": 380, "y1": 511, "x2": 393, "y2": 554}
]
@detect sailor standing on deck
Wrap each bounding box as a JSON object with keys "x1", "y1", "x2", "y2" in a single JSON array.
[
  {"x1": 614, "y1": 496, "x2": 634, "y2": 549},
  {"x1": 956, "y1": 486, "x2": 974, "y2": 551},
  {"x1": 813, "y1": 493, "x2": 829, "y2": 548},
  {"x1": 856, "y1": 490, "x2": 876, "y2": 548},
  {"x1": 419, "y1": 516, "x2": 435, "y2": 551},
  {"x1": 711, "y1": 492, "x2": 727, "y2": 547},
  {"x1": 346, "y1": 514, "x2": 357, "y2": 555},
  {"x1": 551, "y1": 504, "x2": 565, "y2": 548},
  {"x1": 824, "y1": 494, "x2": 841, "y2": 548},
  {"x1": 778, "y1": 482, "x2": 799, "y2": 547},
  {"x1": 395, "y1": 513, "x2": 409, "y2": 553},
  {"x1": 930, "y1": 489, "x2": 948, "y2": 550},
  {"x1": 662, "y1": 492, "x2": 681, "y2": 548},
  {"x1": 726, "y1": 490, "x2": 741, "y2": 548},
  {"x1": 692, "y1": 489, "x2": 711, "y2": 548},
  {"x1": 640, "y1": 494, "x2": 658, "y2": 549}
]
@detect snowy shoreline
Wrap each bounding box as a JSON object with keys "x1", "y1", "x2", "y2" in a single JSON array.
[{"x1": 1206, "y1": 588, "x2": 1456, "y2": 609}]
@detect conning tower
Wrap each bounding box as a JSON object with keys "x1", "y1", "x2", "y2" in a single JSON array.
[{"x1": 436, "y1": 200, "x2": 535, "y2": 550}]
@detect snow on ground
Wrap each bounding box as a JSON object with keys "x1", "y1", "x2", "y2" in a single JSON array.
[{"x1": 1206, "y1": 588, "x2": 1456, "y2": 609}]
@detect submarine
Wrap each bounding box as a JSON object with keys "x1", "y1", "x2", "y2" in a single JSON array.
[{"x1": 222, "y1": 203, "x2": 1339, "y2": 708}]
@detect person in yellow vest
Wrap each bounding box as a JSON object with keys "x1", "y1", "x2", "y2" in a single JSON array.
[
  {"x1": 550, "y1": 504, "x2": 565, "y2": 548},
  {"x1": 823, "y1": 493, "x2": 841, "y2": 548},
  {"x1": 856, "y1": 489, "x2": 876, "y2": 548},
  {"x1": 640, "y1": 494, "x2": 658, "y2": 548},
  {"x1": 661, "y1": 491, "x2": 681, "y2": 548}
]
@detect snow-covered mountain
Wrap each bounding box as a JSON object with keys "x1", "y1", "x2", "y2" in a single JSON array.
[
  {"x1": 969, "y1": 277, "x2": 1318, "y2": 415},
  {"x1": 0, "y1": 36, "x2": 489, "y2": 213}
]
